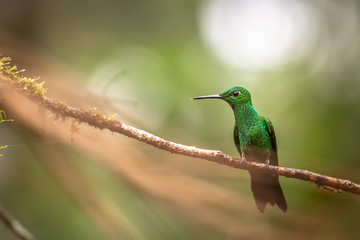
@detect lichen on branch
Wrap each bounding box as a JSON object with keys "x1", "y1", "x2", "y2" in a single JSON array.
[{"x1": 0, "y1": 56, "x2": 45, "y2": 98}]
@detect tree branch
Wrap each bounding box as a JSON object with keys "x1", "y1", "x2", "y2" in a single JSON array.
[
  {"x1": 1, "y1": 57, "x2": 360, "y2": 196},
  {"x1": 32, "y1": 96, "x2": 360, "y2": 196},
  {"x1": 0, "y1": 204, "x2": 36, "y2": 240}
]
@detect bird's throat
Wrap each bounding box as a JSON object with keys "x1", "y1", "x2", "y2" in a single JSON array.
[{"x1": 233, "y1": 104, "x2": 259, "y2": 131}]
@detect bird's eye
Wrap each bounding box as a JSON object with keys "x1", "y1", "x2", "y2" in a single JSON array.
[{"x1": 232, "y1": 91, "x2": 241, "y2": 97}]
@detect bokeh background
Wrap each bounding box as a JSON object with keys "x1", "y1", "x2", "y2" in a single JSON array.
[{"x1": 1, "y1": 0, "x2": 360, "y2": 239}]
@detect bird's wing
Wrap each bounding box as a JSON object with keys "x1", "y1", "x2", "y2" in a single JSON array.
[
  {"x1": 233, "y1": 124, "x2": 241, "y2": 155},
  {"x1": 263, "y1": 116, "x2": 278, "y2": 166}
]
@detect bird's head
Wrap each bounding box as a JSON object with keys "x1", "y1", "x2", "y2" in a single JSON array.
[{"x1": 193, "y1": 86, "x2": 252, "y2": 109}]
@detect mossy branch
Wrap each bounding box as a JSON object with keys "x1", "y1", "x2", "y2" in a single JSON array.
[{"x1": 1, "y1": 57, "x2": 360, "y2": 196}]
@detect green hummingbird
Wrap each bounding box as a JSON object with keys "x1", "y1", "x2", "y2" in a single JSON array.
[{"x1": 193, "y1": 86, "x2": 287, "y2": 213}]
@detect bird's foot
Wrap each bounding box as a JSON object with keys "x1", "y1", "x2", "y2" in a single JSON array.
[
  {"x1": 265, "y1": 159, "x2": 270, "y2": 166},
  {"x1": 241, "y1": 156, "x2": 247, "y2": 164}
]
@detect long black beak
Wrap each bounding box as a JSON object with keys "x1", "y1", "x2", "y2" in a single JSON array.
[{"x1": 192, "y1": 94, "x2": 222, "y2": 100}]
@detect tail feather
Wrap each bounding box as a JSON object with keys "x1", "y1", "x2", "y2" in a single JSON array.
[{"x1": 249, "y1": 171, "x2": 287, "y2": 213}]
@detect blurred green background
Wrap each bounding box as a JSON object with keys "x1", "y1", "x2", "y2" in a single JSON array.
[{"x1": 1, "y1": 0, "x2": 360, "y2": 239}]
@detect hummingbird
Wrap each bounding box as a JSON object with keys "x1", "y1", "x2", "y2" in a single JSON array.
[{"x1": 193, "y1": 86, "x2": 287, "y2": 213}]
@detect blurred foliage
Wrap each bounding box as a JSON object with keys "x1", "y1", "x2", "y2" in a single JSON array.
[{"x1": 1, "y1": 0, "x2": 360, "y2": 239}]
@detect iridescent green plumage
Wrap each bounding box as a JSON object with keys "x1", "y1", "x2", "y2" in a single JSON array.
[{"x1": 193, "y1": 86, "x2": 287, "y2": 213}]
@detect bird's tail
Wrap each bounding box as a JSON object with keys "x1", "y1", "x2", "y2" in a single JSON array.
[{"x1": 249, "y1": 171, "x2": 287, "y2": 213}]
